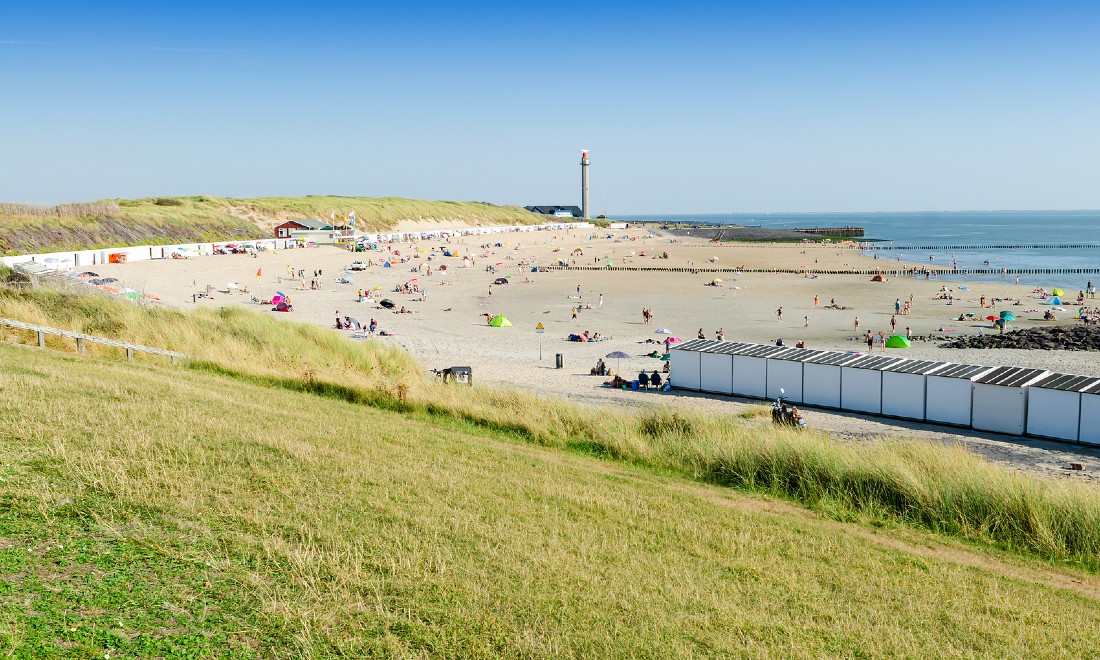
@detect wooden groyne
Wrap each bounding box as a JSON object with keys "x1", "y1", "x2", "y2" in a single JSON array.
[
  {"x1": 866, "y1": 243, "x2": 1100, "y2": 251},
  {"x1": 543, "y1": 265, "x2": 1100, "y2": 276}
]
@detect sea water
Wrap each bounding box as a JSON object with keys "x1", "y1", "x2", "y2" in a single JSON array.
[{"x1": 621, "y1": 210, "x2": 1100, "y2": 291}]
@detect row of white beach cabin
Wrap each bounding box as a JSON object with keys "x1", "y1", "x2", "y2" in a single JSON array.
[{"x1": 669, "y1": 339, "x2": 1100, "y2": 445}]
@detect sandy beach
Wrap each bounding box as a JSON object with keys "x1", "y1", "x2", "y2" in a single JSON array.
[{"x1": 97, "y1": 226, "x2": 1100, "y2": 480}]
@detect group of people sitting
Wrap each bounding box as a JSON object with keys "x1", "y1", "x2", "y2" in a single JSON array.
[
  {"x1": 568, "y1": 330, "x2": 605, "y2": 342},
  {"x1": 395, "y1": 282, "x2": 421, "y2": 294}
]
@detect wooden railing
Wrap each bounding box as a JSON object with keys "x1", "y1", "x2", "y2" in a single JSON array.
[{"x1": 0, "y1": 317, "x2": 188, "y2": 363}]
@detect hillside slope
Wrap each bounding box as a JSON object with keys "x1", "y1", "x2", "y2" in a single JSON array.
[
  {"x1": 2, "y1": 345, "x2": 1099, "y2": 657},
  {"x1": 0, "y1": 196, "x2": 545, "y2": 256}
]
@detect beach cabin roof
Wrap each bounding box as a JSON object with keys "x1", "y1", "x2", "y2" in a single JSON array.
[
  {"x1": 842, "y1": 355, "x2": 907, "y2": 371},
  {"x1": 1031, "y1": 372, "x2": 1100, "y2": 392},
  {"x1": 881, "y1": 359, "x2": 950, "y2": 375},
  {"x1": 672, "y1": 338, "x2": 715, "y2": 352},
  {"x1": 802, "y1": 351, "x2": 862, "y2": 366},
  {"x1": 929, "y1": 363, "x2": 992, "y2": 379},
  {"x1": 974, "y1": 366, "x2": 1048, "y2": 387},
  {"x1": 769, "y1": 348, "x2": 827, "y2": 362},
  {"x1": 701, "y1": 341, "x2": 752, "y2": 355},
  {"x1": 731, "y1": 344, "x2": 788, "y2": 358}
]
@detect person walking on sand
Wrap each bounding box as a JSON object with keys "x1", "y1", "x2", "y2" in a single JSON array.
[
  {"x1": 865, "y1": 330, "x2": 874, "y2": 352},
  {"x1": 878, "y1": 331, "x2": 887, "y2": 352},
  {"x1": 890, "y1": 315, "x2": 897, "y2": 332},
  {"x1": 906, "y1": 326, "x2": 912, "y2": 340},
  {"x1": 804, "y1": 315, "x2": 809, "y2": 328},
  {"x1": 854, "y1": 316, "x2": 860, "y2": 332},
  {"x1": 571, "y1": 307, "x2": 578, "y2": 322},
  {"x1": 776, "y1": 306, "x2": 783, "y2": 322},
  {"x1": 813, "y1": 294, "x2": 819, "y2": 308},
  {"x1": 895, "y1": 298, "x2": 901, "y2": 314},
  {"x1": 598, "y1": 293, "x2": 604, "y2": 309}
]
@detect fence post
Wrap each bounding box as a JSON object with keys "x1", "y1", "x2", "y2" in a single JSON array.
[
  {"x1": 76, "y1": 337, "x2": 84, "y2": 353},
  {"x1": 126, "y1": 348, "x2": 133, "y2": 361},
  {"x1": 37, "y1": 331, "x2": 45, "y2": 348}
]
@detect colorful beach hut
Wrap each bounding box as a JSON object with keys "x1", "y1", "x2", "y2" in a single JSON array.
[{"x1": 971, "y1": 366, "x2": 1049, "y2": 435}]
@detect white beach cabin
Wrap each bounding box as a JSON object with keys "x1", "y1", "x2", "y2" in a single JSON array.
[
  {"x1": 801, "y1": 351, "x2": 861, "y2": 409},
  {"x1": 971, "y1": 366, "x2": 1049, "y2": 435},
  {"x1": 880, "y1": 359, "x2": 950, "y2": 421},
  {"x1": 1079, "y1": 380, "x2": 1100, "y2": 446},
  {"x1": 765, "y1": 348, "x2": 824, "y2": 404},
  {"x1": 668, "y1": 338, "x2": 712, "y2": 391},
  {"x1": 730, "y1": 344, "x2": 786, "y2": 399},
  {"x1": 923, "y1": 363, "x2": 994, "y2": 427},
  {"x1": 1026, "y1": 373, "x2": 1100, "y2": 442},
  {"x1": 699, "y1": 341, "x2": 750, "y2": 394},
  {"x1": 839, "y1": 355, "x2": 908, "y2": 415}
]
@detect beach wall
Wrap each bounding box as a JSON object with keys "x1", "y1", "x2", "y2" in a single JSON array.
[
  {"x1": 0, "y1": 222, "x2": 593, "y2": 270},
  {"x1": 670, "y1": 339, "x2": 1100, "y2": 446}
]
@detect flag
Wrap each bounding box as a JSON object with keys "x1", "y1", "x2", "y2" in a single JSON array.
[
  {"x1": 331, "y1": 210, "x2": 335, "y2": 221},
  {"x1": 256, "y1": 268, "x2": 262, "y2": 278},
  {"x1": 348, "y1": 211, "x2": 356, "y2": 228}
]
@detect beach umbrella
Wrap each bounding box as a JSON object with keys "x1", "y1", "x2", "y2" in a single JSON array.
[
  {"x1": 885, "y1": 335, "x2": 910, "y2": 349},
  {"x1": 999, "y1": 311, "x2": 1016, "y2": 321},
  {"x1": 605, "y1": 350, "x2": 631, "y2": 372},
  {"x1": 667, "y1": 337, "x2": 683, "y2": 344},
  {"x1": 986, "y1": 315, "x2": 997, "y2": 322},
  {"x1": 655, "y1": 328, "x2": 671, "y2": 334}
]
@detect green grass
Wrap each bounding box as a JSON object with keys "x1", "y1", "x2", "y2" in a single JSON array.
[
  {"x1": 0, "y1": 195, "x2": 546, "y2": 256},
  {"x1": 2, "y1": 346, "x2": 1099, "y2": 657},
  {"x1": 3, "y1": 287, "x2": 1100, "y2": 574}
]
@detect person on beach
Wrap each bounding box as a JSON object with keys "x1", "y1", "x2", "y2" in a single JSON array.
[
  {"x1": 890, "y1": 315, "x2": 897, "y2": 332},
  {"x1": 895, "y1": 299, "x2": 901, "y2": 314},
  {"x1": 866, "y1": 331, "x2": 874, "y2": 352},
  {"x1": 776, "y1": 307, "x2": 783, "y2": 322},
  {"x1": 854, "y1": 316, "x2": 860, "y2": 332},
  {"x1": 878, "y1": 331, "x2": 887, "y2": 351},
  {"x1": 804, "y1": 316, "x2": 809, "y2": 328},
  {"x1": 716, "y1": 328, "x2": 725, "y2": 341},
  {"x1": 571, "y1": 307, "x2": 578, "y2": 321},
  {"x1": 697, "y1": 328, "x2": 705, "y2": 340},
  {"x1": 598, "y1": 293, "x2": 604, "y2": 309},
  {"x1": 906, "y1": 326, "x2": 912, "y2": 339},
  {"x1": 813, "y1": 295, "x2": 819, "y2": 308}
]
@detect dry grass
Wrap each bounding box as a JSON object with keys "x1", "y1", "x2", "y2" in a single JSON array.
[{"x1": 2, "y1": 346, "x2": 1099, "y2": 656}]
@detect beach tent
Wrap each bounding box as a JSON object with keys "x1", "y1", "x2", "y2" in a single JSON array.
[
  {"x1": 870, "y1": 274, "x2": 887, "y2": 282},
  {"x1": 1052, "y1": 289, "x2": 1065, "y2": 296},
  {"x1": 379, "y1": 299, "x2": 395, "y2": 309},
  {"x1": 971, "y1": 366, "x2": 1049, "y2": 435},
  {"x1": 493, "y1": 277, "x2": 509, "y2": 285},
  {"x1": 1025, "y1": 373, "x2": 1100, "y2": 442},
  {"x1": 489, "y1": 314, "x2": 512, "y2": 327},
  {"x1": 1050, "y1": 296, "x2": 1062, "y2": 305},
  {"x1": 885, "y1": 335, "x2": 910, "y2": 348},
  {"x1": 273, "y1": 302, "x2": 291, "y2": 312}
]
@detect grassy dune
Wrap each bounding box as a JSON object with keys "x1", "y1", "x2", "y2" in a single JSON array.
[
  {"x1": 2, "y1": 287, "x2": 1100, "y2": 575},
  {"x1": 0, "y1": 195, "x2": 544, "y2": 256},
  {"x1": 2, "y1": 345, "x2": 1099, "y2": 656}
]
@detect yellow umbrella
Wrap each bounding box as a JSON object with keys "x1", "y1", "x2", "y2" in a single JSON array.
[
  {"x1": 372, "y1": 285, "x2": 383, "y2": 291},
  {"x1": 713, "y1": 278, "x2": 723, "y2": 283}
]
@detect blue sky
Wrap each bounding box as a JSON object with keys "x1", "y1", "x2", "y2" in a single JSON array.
[{"x1": 2, "y1": 1, "x2": 1098, "y2": 212}]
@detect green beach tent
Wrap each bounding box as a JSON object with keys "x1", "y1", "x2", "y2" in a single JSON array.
[
  {"x1": 885, "y1": 335, "x2": 910, "y2": 349},
  {"x1": 488, "y1": 314, "x2": 512, "y2": 327}
]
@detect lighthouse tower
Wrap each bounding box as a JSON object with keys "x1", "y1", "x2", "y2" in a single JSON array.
[{"x1": 580, "y1": 150, "x2": 590, "y2": 219}]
